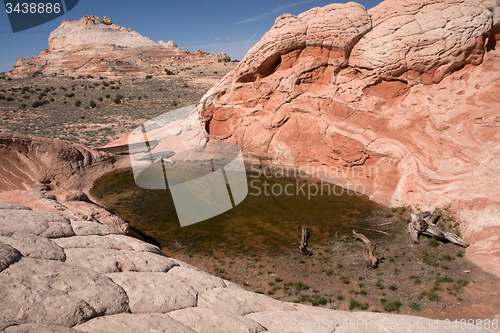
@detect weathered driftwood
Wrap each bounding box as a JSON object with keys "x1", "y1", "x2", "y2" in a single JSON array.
[
  {"x1": 352, "y1": 230, "x2": 379, "y2": 268},
  {"x1": 408, "y1": 211, "x2": 469, "y2": 247},
  {"x1": 299, "y1": 227, "x2": 310, "y2": 255}
]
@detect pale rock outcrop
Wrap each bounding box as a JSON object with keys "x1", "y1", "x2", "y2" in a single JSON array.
[
  {"x1": 197, "y1": 0, "x2": 500, "y2": 277},
  {"x1": 167, "y1": 307, "x2": 267, "y2": 333},
  {"x1": 74, "y1": 313, "x2": 196, "y2": 333},
  {"x1": 197, "y1": 287, "x2": 296, "y2": 316},
  {"x1": 8, "y1": 15, "x2": 231, "y2": 77},
  {"x1": 0, "y1": 209, "x2": 75, "y2": 238},
  {"x1": 0, "y1": 233, "x2": 66, "y2": 261},
  {"x1": 0, "y1": 241, "x2": 21, "y2": 272},
  {"x1": 1, "y1": 322, "x2": 81, "y2": 332},
  {"x1": 0, "y1": 258, "x2": 130, "y2": 326}
]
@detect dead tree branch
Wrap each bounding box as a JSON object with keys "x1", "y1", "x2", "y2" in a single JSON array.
[
  {"x1": 408, "y1": 211, "x2": 469, "y2": 247},
  {"x1": 353, "y1": 230, "x2": 379, "y2": 268}
]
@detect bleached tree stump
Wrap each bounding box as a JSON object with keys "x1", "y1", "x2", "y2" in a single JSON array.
[
  {"x1": 408, "y1": 211, "x2": 469, "y2": 247},
  {"x1": 299, "y1": 227, "x2": 310, "y2": 255}
]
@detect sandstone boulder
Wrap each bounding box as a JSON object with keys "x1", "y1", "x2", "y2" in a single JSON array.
[
  {"x1": 0, "y1": 232, "x2": 66, "y2": 261},
  {"x1": 0, "y1": 241, "x2": 21, "y2": 272},
  {"x1": 63, "y1": 248, "x2": 178, "y2": 273},
  {"x1": 0, "y1": 258, "x2": 129, "y2": 326},
  {"x1": 0, "y1": 209, "x2": 75, "y2": 238}
]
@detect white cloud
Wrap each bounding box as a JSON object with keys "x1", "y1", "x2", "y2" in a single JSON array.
[{"x1": 234, "y1": 0, "x2": 315, "y2": 24}]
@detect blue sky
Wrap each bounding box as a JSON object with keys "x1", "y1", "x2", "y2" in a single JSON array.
[{"x1": 0, "y1": 0, "x2": 383, "y2": 73}]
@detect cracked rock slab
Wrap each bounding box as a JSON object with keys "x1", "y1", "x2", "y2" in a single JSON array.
[
  {"x1": 168, "y1": 307, "x2": 266, "y2": 333},
  {"x1": 63, "y1": 248, "x2": 179, "y2": 273},
  {"x1": 0, "y1": 209, "x2": 75, "y2": 238},
  {"x1": 198, "y1": 287, "x2": 296, "y2": 316},
  {"x1": 53, "y1": 234, "x2": 163, "y2": 255},
  {"x1": 0, "y1": 232, "x2": 65, "y2": 261},
  {"x1": 70, "y1": 220, "x2": 121, "y2": 237},
  {"x1": 0, "y1": 241, "x2": 21, "y2": 273},
  {"x1": 1, "y1": 322, "x2": 81, "y2": 332},
  {"x1": 106, "y1": 272, "x2": 198, "y2": 314},
  {"x1": 0, "y1": 258, "x2": 129, "y2": 327},
  {"x1": 73, "y1": 313, "x2": 196, "y2": 333}
]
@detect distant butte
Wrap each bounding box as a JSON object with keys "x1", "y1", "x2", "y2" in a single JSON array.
[{"x1": 8, "y1": 15, "x2": 231, "y2": 77}]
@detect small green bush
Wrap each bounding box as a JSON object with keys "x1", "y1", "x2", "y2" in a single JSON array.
[
  {"x1": 114, "y1": 98, "x2": 121, "y2": 104},
  {"x1": 98, "y1": 97, "x2": 103, "y2": 101},
  {"x1": 456, "y1": 250, "x2": 463, "y2": 258},
  {"x1": 383, "y1": 301, "x2": 401, "y2": 312},
  {"x1": 429, "y1": 238, "x2": 440, "y2": 247},
  {"x1": 145, "y1": 75, "x2": 152, "y2": 80},
  {"x1": 6, "y1": 97, "x2": 13, "y2": 102},
  {"x1": 349, "y1": 299, "x2": 360, "y2": 310},
  {"x1": 75, "y1": 100, "x2": 81, "y2": 107},
  {"x1": 105, "y1": 94, "x2": 110, "y2": 98},
  {"x1": 90, "y1": 101, "x2": 96, "y2": 108},
  {"x1": 65, "y1": 93, "x2": 75, "y2": 98},
  {"x1": 408, "y1": 301, "x2": 420, "y2": 311},
  {"x1": 164, "y1": 69, "x2": 175, "y2": 75}
]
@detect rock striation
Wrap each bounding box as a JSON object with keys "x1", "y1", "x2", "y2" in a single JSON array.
[
  {"x1": 198, "y1": 0, "x2": 500, "y2": 233},
  {"x1": 1, "y1": 201, "x2": 497, "y2": 332},
  {"x1": 8, "y1": 15, "x2": 231, "y2": 77}
]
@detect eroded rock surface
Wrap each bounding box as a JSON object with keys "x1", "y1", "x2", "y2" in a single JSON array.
[{"x1": 198, "y1": 0, "x2": 500, "y2": 238}]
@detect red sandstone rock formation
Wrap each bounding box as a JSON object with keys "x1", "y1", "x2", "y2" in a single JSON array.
[
  {"x1": 8, "y1": 15, "x2": 230, "y2": 77},
  {"x1": 198, "y1": 0, "x2": 500, "y2": 233},
  {"x1": 0, "y1": 129, "x2": 135, "y2": 235}
]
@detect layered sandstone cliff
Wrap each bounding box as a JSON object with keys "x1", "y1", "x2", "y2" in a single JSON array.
[
  {"x1": 8, "y1": 15, "x2": 230, "y2": 77},
  {"x1": 198, "y1": 0, "x2": 500, "y2": 234}
]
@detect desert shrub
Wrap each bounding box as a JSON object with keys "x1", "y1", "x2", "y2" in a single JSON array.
[
  {"x1": 164, "y1": 69, "x2": 175, "y2": 75},
  {"x1": 6, "y1": 97, "x2": 13, "y2": 102},
  {"x1": 65, "y1": 93, "x2": 75, "y2": 98},
  {"x1": 90, "y1": 101, "x2": 96, "y2": 108},
  {"x1": 145, "y1": 75, "x2": 152, "y2": 80},
  {"x1": 114, "y1": 98, "x2": 121, "y2": 104},
  {"x1": 383, "y1": 301, "x2": 401, "y2": 312},
  {"x1": 408, "y1": 301, "x2": 420, "y2": 311},
  {"x1": 31, "y1": 100, "x2": 48, "y2": 108},
  {"x1": 75, "y1": 100, "x2": 81, "y2": 107},
  {"x1": 349, "y1": 299, "x2": 360, "y2": 310},
  {"x1": 115, "y1": 94, "x2": 124, "y2": 100},
  {"x1": 105, "y1": 94, "x2": 110, "y2": 98},
  {"x1": 0, "y1": 95, "x2": 5, "y2": 100}
]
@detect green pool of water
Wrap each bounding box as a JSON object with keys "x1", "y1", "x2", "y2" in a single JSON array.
[{"x1": 91, "y1": 168, "x2": 383, "y2": 254}]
